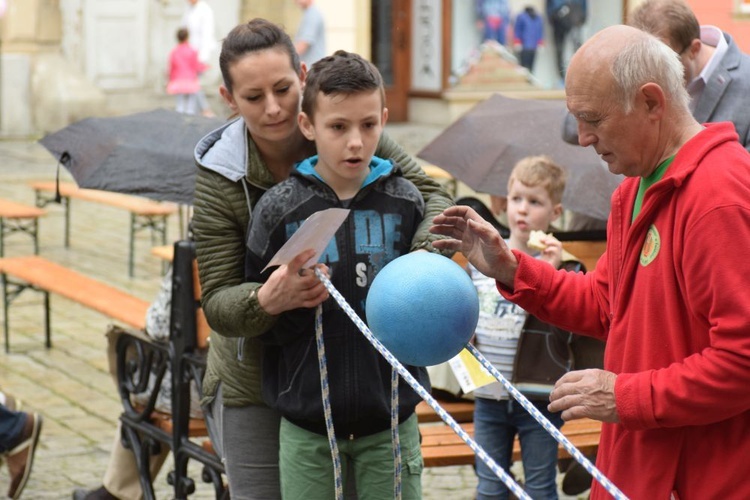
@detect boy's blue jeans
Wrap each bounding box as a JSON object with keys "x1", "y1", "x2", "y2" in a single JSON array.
[{"x1": 474, "y1": 397, "x2": 564, "y2": 500}]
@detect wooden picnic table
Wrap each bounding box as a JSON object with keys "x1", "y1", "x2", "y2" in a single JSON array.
[
  {"x1": 0, "y1": 198, "x2": 46, "y2": 257},
  {"x1": 29, "y1": 181, "x2": 178, "y2": 276}
]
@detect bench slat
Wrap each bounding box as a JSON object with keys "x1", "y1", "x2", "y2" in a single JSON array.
[
  {"x1": 420, "y1": 418, "x2": 601, "y2": 467},
  {"x1": 150, "y1": 410, "x2": 208, "y2": 438},
  {"x1": 561, "y1": 241, "x2": 607, "y2": 274},
  {"x1": 0, "y1": 199, "x2": 46, "y2": 218},
  {"x1": 416, "y1": 399, "x2": 475, "y2": 423},
  {"x1": 0, "y1": 256, "x2": 148, "y2": 329}
]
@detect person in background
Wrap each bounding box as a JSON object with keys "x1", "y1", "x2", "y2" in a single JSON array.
[
  {"x1": 430, "y1": 25, "x2": 750, "y2": 499},
  {"x1": 294, "y1": 0, "x2": 327, "y2": 67},
  {"x1": 0, "y1": 396, "x2": 43, "y2": 499},
  {"x1": 629, "y1": 0, "x2": 750, "y2": 151},
  {"x1": 470, "y1": 156, "x2": 578, "y2": 500},
  {"x1": 476, "y1": 0, "x2": 511, "y2": 46},
  {"x1": 513, "y1": 6, "x2": 544, "y2": 72},
  {"x1": 181, "y1": 0, "x2": 217, "y2": 117},
  {"x1": 192, "y1": 18, "x2": 452, "y2": 499},
  {"x1": 546, "y1": 0, "x2": 587, "y2": 81},
  {"x1": 167, "y1": 28, "x2": 208, "y2": 114}
]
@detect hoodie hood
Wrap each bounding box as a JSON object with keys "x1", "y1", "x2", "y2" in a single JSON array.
[
  {"x1": 194, "y1": 117, "x2": 249, "y2": 182},
  {"x1": 294, "y1": 155, "x2": 396, "y2": 189}
]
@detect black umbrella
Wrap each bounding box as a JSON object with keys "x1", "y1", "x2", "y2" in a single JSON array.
[
  {"x1": 418, "y1": 94, "x2": 623, "y2": 221},
  {"x1": 39, "y1": 108, "x2": 226, "y2": 205}
]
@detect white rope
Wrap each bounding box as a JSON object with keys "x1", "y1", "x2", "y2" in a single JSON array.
[
  {"x1": 466, "y1": 343, "x2": 628, "y2": 500},
  {"x1": 315, "y1": 269, "x2": 531, "y2": 500},
  {"x1": 315, "y1": 304, "x2": 344, "y2": 499}
]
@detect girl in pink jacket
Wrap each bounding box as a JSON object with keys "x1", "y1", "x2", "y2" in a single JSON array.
[{"x1": 167, "y1": 28, "x2": 207, "y2": 115}]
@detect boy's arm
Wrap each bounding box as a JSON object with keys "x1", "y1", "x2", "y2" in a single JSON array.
[{"x1": 375, "y1": 132, "x2": 454, "y2": 254}]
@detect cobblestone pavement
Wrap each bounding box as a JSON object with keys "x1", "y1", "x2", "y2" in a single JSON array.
[{"x1": 0, "y1": 114, "x2": 588, "y2": 498}]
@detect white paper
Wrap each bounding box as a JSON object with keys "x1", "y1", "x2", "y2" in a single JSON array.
[{"x1": 263, "y1": 208, "x2": 350, "y2": 272}]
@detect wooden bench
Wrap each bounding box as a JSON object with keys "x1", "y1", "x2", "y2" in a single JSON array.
[
  {"x1": 416, "y1": 399, "x2": 475, "y2": 423},
  {"x1": 0, "y1": 255, "x2": 149, "y2": 353},
  {"x1": 0, "y1": 199, "x2": 46, "y2": 257},
  {"x1": 420, "y1": 418, "x2": 602, "y2": 468},
  {"x1": 150, "y1": 244, "x2": 174, "y2": 262},
  {"x1": 115, "y1": 240, "x2": 225, "y2": 499},
  {"x1": 561, "y1": 240, "x2": 608, "y2": 274},
  {"x1": 29, "y1": 181, "x2": 179, "y2": 277}
]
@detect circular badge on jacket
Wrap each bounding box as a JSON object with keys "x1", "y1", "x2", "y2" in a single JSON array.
[{"x1": 640, "y1": 224, "x2": 661, "y2": 266}]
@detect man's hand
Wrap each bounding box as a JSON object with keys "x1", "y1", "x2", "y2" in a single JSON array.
[
  {"x1": 548, "y1": 369, "x2": 620, "y2": 423},
  {"x1": 429, "y1": 206, "x2": 518, "y2": 287},
  {"x1": 257, "y1": 249, "x2": 329, "y2": 316}
]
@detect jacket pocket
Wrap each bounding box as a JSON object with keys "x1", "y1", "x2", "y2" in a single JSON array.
[
  {"x1": 277, "y1": 336, "x2": 315, "y2": 399},
  {"x1": 264, "y1": 335, "x2": 321, "y2": 420},
  {"x1": 404, "y1": 452, "x2": 424, "y2": 478},
  {"x1": 402, "y1": 415, "x2": 424, "y2": 477}
]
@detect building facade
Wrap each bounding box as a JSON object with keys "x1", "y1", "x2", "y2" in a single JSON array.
[{"x1": 1, "y1": 0, "x2": 747, "y2": 136}]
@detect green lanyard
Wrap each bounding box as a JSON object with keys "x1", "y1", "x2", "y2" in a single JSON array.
[{"x1": 632, "y1": 155, "x2": 674, "y2": 222}]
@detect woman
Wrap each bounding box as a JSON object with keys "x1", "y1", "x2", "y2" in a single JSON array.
[{"x1": 192, "y1": 19, "x2": 453, "y2": 498}]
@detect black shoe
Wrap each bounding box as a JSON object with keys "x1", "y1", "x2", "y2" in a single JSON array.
[
  {"x1": 7, "y1": 412, "x2": 43, "y2": 499},
  {"x1": 561, "y1": 460, "x2": 594, "y2": 495},
  {"x1": 72, "y1": 486, "x2": 117, "y2": 500}
]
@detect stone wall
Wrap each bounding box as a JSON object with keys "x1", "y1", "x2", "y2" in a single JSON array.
[{"x1": 0, "y1": 0, "x2": 104, "y2": 138}]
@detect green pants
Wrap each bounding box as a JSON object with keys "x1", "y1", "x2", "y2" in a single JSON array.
[{"x1": 279, "y1": 413, "x2": 424, "y2": 499}]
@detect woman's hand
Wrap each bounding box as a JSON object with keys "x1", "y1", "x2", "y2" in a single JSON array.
[{"x1": 257, "y1": 249, "x2": 329, "y2": 315}]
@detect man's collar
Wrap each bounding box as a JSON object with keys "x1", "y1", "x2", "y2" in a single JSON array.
[{"x1": 687, "y1": 26, "x2": 727, "y2": 92}]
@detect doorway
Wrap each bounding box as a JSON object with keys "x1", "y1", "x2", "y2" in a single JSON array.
[
  {"x1": 84, "y1": 0, "x2": 147, "y2": 89},
  {"x1": 371, "y1": 0, "x2": 411, "y2": 122}
]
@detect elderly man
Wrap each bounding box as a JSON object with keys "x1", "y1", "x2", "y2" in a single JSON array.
[
  {"x1": 629, "y1": 0, "x2": 750, "y2": 151},
  {"x1": 430, "y1": 25, "x2": 750, "y2": 499}
]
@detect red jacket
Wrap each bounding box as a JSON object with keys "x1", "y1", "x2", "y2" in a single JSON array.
[{"x1": 502, "y1": 123, "x2": 750, "y2": 499}]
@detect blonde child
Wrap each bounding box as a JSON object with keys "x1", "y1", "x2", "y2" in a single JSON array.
[{"x1": 471, "y1": 155, "x2": 580, "y2": 499}]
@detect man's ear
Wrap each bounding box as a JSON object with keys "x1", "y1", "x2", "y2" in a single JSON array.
[
  {"x1": 382, "y1": 107, "x2": 389, "y2": 128},
  {"x1": 687, "y1": 38, "x2": 702, "y2": 59},
  {"x1": 298, "y1": 112, "x2": 315, "y2": 141},
  {"x1": 219, "y1": 85, "x2": 237, "y2": 112},
  {"x1": 639, "y1": 82, "x2": 666, "y2": 119}
]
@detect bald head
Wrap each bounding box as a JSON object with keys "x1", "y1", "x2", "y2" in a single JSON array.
[
  {"x1": 565, "y1": 25, "x2": 699, "y2": 178},
  {"x1": 567, "y1": 25, "x2": 689, "y2": 113},
  {"x1": 569, "y1": 25, "x2": 645, "y2": 77}
]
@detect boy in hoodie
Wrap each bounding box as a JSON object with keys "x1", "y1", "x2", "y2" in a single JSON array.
[{"x1": 244, "y1": 50, "x2": 428, "y2": 499}]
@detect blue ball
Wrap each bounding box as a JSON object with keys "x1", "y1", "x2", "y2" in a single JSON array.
[{"x1": 366, "y1": 252, "x2": 479, "y2": 367}]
